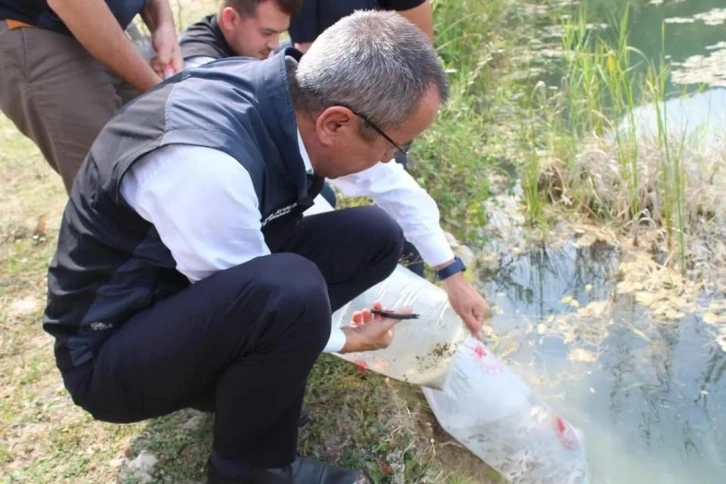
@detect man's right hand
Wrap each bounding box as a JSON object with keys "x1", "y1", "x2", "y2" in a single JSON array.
[{"x1": 340, "y1": 301, "x2": 412, "y2": 354}]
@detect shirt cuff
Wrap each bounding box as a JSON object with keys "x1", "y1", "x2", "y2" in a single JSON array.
[
  {"x1": 323, "y1": 325, "x2": 347, "y2": 354},
  {"x1": 415, "y1": 228, "x2": 456, "y2": 267}
]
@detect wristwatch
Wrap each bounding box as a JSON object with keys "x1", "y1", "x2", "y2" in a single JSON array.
[{"x1": 435, "y1": 256, "x2": 466, "y2": 281}]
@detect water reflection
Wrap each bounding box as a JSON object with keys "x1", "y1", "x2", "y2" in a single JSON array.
[
  {"x1": 479, "y1": 239, "x2": 726, "y2": 483},
  {"x1": 612, "y1": 87, "x2": 726, "y2": 149}
]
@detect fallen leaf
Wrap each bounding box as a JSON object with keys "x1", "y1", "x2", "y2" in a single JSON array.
[
  {"x1": 635, "y1": 291, "x2": 655, "y2": 307},
  {"x1": 703, "y1": 312, "x2": 721, "y2": 324},
  {"x1": 570, "y1": 348, "x2": 596, "y2": 363},
  {"x1": 617, "y1": 281, "x2": 636, "y2": 294},
  {"x1": 577, "y1": 301, "x2": 608, "y2": 317},
  {"x1": 664, "y1": 309, "x2": 685, "y2": 320},
  {"x1": 32, "y1": 214, "x2": 47, "y2": 237},
  {"x1": 560, "y1": 296, "x2": 580, "y2": 308}
]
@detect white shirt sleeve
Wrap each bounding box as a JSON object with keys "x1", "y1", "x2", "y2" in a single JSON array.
[
  {"x1": 328, "y1": 160, "x2": 455, "y2": 267},
  {"x1": 120, "y1": 144, "x2": 347, "y2": 353},
  {"x1": 184, "y1": 56, "x2": 216, "y2": 69}
]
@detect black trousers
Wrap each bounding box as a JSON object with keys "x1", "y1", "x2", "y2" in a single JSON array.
[{"x1": 62, "y1": 206, "x2": 403, "y2": 473}]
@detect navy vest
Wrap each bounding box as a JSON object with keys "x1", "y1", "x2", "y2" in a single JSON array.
[
  {"x1": 44, "y1": 48, "x2": 323, "y2": 370},
  {"x1": 0, "y1": 0, "x2": 145, "y2": 34}
]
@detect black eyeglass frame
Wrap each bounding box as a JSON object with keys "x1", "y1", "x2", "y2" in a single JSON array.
[{"x1": 335, "y1": 103, "x2": 409, "y2": 156}]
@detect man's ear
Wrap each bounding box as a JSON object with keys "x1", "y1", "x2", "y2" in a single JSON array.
[
  {"x1": 219, "y1": 7, "x2": 238, "y2": 31},
  {"x1": 315, "y1": 107, "x2": 356, "y2": 147}
]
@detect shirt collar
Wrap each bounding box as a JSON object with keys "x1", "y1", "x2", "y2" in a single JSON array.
[{"x1": 296, "y1": 128, "x2": 314, "y2": 175}]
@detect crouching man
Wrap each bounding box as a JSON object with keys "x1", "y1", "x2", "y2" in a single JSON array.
[{"x1": 43, "y1": 11, "x2": 488, "y2": 484}]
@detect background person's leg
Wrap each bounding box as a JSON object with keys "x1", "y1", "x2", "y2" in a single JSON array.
[
  {"x1": 0, "y1": 24, "x2": 129, "y2": 193},
  {"x1": 62, "y1": 253, "x2": 331, "y2": 474}
]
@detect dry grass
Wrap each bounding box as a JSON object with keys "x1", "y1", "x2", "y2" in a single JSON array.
[{"x1": 539, "y1": 131, "x2": 726, "y2": 290}]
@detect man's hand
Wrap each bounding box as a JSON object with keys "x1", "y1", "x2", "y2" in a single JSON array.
[
  {"x1": 340, "y1": 301, "x2": 412, "y2": 354},
  {"x1": 150, "y1": 23, "x2": 183, "y2": 78},
  {"x1": 442, "y1": 272, "x2": 490, "y2": 339},
  {"x1": 48, "y1": 0, "x2": 163, "y2": 93}
]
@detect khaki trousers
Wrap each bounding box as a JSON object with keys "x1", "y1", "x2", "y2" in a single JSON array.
[{"x1": 0, "y1": 22, "x2": 139, "y2": 193}]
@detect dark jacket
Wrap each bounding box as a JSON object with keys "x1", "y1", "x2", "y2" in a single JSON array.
[{"x1": 44, "y1": 48, "x2": 323, "y2": 371}]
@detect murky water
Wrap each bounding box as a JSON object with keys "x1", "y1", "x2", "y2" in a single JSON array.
[{"x1": 479, "y1": 237, "x2": 725, "y2": 483}]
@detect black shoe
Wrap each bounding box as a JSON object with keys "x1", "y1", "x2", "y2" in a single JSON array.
[
  {"x1": 191, "y1": 404, "x2": 311, "y2": 428},
  {"x1": 289, "y1": 457, "x2": 368, "y2": 484},
  {"x1": 207, "y1": 456, "x2": 368, "y2": 484},
  {"x1": 207, "y1": 461, "x2": 289, "y2": 484}
]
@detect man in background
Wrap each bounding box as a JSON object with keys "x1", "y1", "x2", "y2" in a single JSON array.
[
  {"x1": 0, "y1": 0, "x2": 183, "y2": 194},
  {"x1": 180, "y1": 0, "x2": 338, "y2": 208},
  {"x1": 288, "y1": 0, "x2": 433, "y2": 53},
  {"x1": 180, "y1": 0, "x2": 300, "y2": 68}
]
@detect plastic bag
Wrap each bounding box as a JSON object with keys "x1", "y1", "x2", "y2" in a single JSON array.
[
  {"x1": 423, "y1": 337, "x2": 590, "y2": 484},
  {"x1": 309, "y1": 195, "x2": 590, "y2": 482},
  {"x1": 330, "y1": 264, "x2": 468, "y2": 389}
]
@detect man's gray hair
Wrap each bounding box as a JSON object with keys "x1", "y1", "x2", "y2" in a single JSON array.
[{"x1": 294, "y1": 10, "x2": 449, "y2": 131}]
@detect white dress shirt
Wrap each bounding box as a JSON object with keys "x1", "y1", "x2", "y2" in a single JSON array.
[
  {"x1": 120, "y1": 131, "x2": 454, "y2": 353},
  {"x1": 184, "y1": 56, "x2": 216, "y2": 70}
]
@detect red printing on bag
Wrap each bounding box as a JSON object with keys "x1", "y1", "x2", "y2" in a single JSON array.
[
  {"x1": 553, "y1": 415, "x2": 579, "y2": 450},
  {"x1": 467, "y1": 341, "x2": 504, "y2": 375}
]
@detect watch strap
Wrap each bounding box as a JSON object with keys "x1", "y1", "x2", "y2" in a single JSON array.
[{"x1": 435, "y1": 256, "x2": 466, "y2": 280}]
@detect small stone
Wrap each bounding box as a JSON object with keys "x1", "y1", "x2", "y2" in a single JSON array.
[{"x1": 127, "y1": 450, "x2": 157, "y2": 474}]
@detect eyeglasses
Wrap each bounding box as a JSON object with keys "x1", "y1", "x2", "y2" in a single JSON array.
[{"x1": 336, "y1": 103, "x2": 409, "y2": 156}]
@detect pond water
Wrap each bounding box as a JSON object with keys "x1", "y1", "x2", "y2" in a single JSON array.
[
  {"x1": 478, "y1": 232, "x2": 725, "y2": 483},
  {"x1": 535, "y1": 0, "x2": 726, "y2": 140},
  {"x1": 543, "y1": 0, "x2": 726, "y2": 92},
  {"x1": 469, "y1": 3, "x2": 726, "y2": 481}
]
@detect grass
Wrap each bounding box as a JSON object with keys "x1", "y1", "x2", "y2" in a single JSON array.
[
  {"x1": 509, "y1": 3, "x2": 724, "y2": 280},
  {"x1": 0, "y1": 1, "x2": 505, "y2": 483}
]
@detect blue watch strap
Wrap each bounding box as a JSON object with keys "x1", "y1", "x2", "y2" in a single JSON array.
[{"x1": 435, "y1": 256, "x2": 466, "y2": 280}]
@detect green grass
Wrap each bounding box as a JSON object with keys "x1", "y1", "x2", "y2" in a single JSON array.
[
  {"x1": 505, "y1": 4, "x2": 703, "y2": 274},
  {"x1": 0, "y1": 2, "x2": 504, "y2": 482}
]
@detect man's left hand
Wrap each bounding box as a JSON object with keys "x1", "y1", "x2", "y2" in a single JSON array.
[
  {"x1": 443, "y1": 272, "x2": 490, "y2": 338},
  {"x1": 150, "y1": 23, "x2": 183, "y2": 78}
]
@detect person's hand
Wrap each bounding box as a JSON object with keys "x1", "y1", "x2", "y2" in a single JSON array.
[
  {"x1": 443, "y1": 272, "x2": 490, "y2": 339},
  {"x1": 150, "y1": 23, "x2": 183, "y2": 79},
  {"x1": 340, "y1": 301, "x2": 412, "y2": 354}
]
